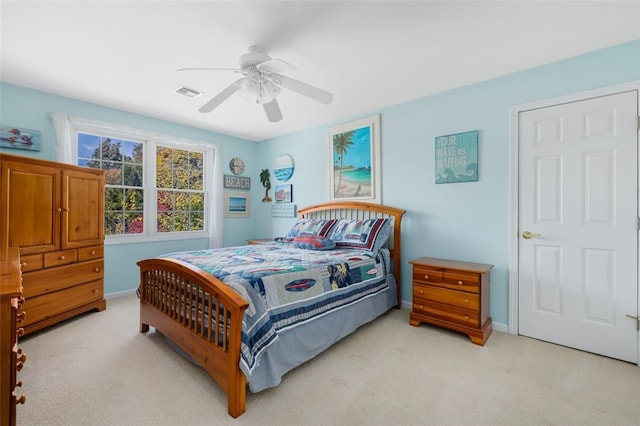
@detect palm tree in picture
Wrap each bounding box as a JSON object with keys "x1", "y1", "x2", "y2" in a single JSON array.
[
  {"x1": 260, "y1": 168, "x2": 272, "y2": 202},
  {"x1": 332, "y1": 130, "x2": 355, "y2": 197}
]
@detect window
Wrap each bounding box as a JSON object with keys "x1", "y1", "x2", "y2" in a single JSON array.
[
  {"x1": 78, "y1": 133, "x2": 145, "y2": 235},
  {"x1": 74, "y1": 129, "x2": 211, "y2": 242},
  {"x1": 155, "y1": 146, "x2": 205, "y2": 233}
]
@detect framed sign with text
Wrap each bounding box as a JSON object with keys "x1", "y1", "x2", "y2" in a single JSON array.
[
  {"x1": 435, "y1": 130, "x2": 478, "y2": 184},
  {"x1": 223, "y1": 174, "x2": 251, "y2": 190}
]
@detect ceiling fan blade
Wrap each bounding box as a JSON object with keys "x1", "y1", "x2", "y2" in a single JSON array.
[
  {"x1": 263, "y1": 99, "x2": 283, "y2": 122},
  {"x1": 257, "y1": 58, "x2": 297, "y2": 74},
  {"x1": 177, "y1": 67, "x2": 240, "y2": 72},
  {"x1": 274, "y1": 74, "x2": 333, "y2": 104},
  {"x1": 198, "y1": 79, "x2": 244, "y2": 113}
]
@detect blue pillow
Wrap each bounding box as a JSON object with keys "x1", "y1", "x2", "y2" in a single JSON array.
[
  {"x1": 328, "y1": 218, "x2": 392, "y2": 253},
  {"x1": 291, "y1": 235, "x2": 337, "y2": 250},
  {"x1": 283, "y1": 218, "x2": 337, "y2": 242}
]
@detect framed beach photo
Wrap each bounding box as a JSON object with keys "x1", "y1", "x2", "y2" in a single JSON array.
[
  {"x1": 329, "y1": 114, "x2": 381, "y2": 204},
  {"x1": 224, "y1": 191, "x2": 250, "y2": 217}
]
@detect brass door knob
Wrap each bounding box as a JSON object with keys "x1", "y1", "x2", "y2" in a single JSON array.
[{"x1": 522, "y1": 231, "x2": 541, "y2": 239}]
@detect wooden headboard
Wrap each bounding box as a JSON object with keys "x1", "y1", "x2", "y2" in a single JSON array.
[{"x1": 297, "y1": 201, "x2": 405, "y2": 307}]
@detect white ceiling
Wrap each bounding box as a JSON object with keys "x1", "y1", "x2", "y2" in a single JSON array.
[{"x1": 1, "y1": 1, "x2": 639, "y2": 142}]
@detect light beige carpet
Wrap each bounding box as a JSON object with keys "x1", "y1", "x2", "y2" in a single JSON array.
[{"x1": 17, "y1": 294, "x2": 640, "y2": 426}]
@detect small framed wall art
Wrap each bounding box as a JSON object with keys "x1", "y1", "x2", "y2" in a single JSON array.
[
  {"x1": 224, "y1": 191, "x2": 250, "y2": 217},
  {"x1": 274, "y1": 184, "x2": 292, "y2": 203},
  {"x1": 435, "y1": 130, "x2": 479, "y2": 184},
  {"x1": 0, "y1": 125, "x2": 41, "y2": 151}
]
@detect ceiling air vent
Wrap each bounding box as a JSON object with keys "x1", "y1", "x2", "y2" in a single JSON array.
[{"x1": 173, "y1": 86, "x2": 202, "y2": 98}]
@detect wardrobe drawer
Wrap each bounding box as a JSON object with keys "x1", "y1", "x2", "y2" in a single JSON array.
[
  {"x1": 21, "y1": 259, "x2": 104, "y2": 298},
  {"x1": 77, "y1": 245, "x2": 103, "y2": 262},
  {"x1": 20, "y1": 254, "x2": 43, "y2": 272},
  {"x1": 44, "y1": 249, "x2": 77, "y2": 268},
  {"x1": 21, "y1": 279, "x2": 104, "y2": 327}
]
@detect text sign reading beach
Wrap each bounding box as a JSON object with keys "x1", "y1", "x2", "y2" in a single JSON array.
[{"x1": 434, "y1": 130, "x2": 479, "y2": 184}]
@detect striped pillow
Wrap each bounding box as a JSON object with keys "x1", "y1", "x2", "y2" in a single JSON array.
[{"x1": 328, "y1": 218, "x2": 391, "y2": 253}]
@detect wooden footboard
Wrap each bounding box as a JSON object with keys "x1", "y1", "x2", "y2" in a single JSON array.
[{"x1": 137, "y1": 258, "x2": 249, "y2": 418}]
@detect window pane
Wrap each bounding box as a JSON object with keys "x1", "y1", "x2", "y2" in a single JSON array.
[
  {"x1": 174, "y1": 169, "x2": 188, "y2": 190},
  {"x1": 102, "y1": 138, "x2": 123, "y2": 161},
  {"x1": 105, "y1": 187, "x2": 124, "y2": 211},
  {"x1": 125, "y1": 212, "x2": 144, "y2": 234},
  {"x1": 78, "y1": 133, "x2": 100, "y2": 158},
  {"x1": 157, "y1": 212, "x2": 172, "y2": 232},
  {"x1": 190, "y1": 211, "x2": 204, "y2": 231},
  {"x1": 189, "y1": 169, "x2": 203, "y2": 190},
  {"x1": 102, "y1": 162, "x2": 122, "y2": 185},
  {"x1": 124, "y1": 141, "x2": 143, "y2": 163},
  {"x1": 123, "y1": 164, "x2": 143, "y2": 186},
  {"x1": 105, "y1": 211, "x2": 124, "y2": 235}
]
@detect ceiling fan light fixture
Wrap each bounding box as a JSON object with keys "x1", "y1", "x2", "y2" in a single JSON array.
[{"x1": 238, "y1": 73, "x2": 280, "y2": 104}]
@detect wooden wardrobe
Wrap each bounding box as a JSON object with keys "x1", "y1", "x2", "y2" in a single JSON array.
[{"x1": 0, "y1": 153, "x2": 106, "y2": 335}]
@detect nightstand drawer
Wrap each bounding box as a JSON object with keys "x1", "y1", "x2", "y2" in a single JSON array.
[
  {"x1": 443, "y1": 271, "x2": 479, "y2": 293},
  {"x1": 414, "y1": 284, "x2": 479, "y2": 311},
  {"x1": 413, "y1": 299, "x2": 480, "y2": 328},
  {"x1": 412, "y1": 267, "x2": 443, "y2": 284}
]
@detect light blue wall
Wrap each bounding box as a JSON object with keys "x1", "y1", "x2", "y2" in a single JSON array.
[
  {"x1": 1, "y1": 40, "x2": 638, "y2": 325},
  {"x1": 0, "y1": 83, "x2": 259, "y2": 294},
  {"x1": 255, "y1": 39, "x2": 640, "y2": 325}
]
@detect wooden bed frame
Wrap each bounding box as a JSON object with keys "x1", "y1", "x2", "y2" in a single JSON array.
[{"x1": 138, "y1": 201, "x2": 405, "y2": 418}]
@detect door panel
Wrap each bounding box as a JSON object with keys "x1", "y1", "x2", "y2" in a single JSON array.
[
  {"x1": 1, "y1": 161, "x2": 60, "y2": 254},
  {"x1": 518, "y1": 90, "x2": 638, "y2": 363}
]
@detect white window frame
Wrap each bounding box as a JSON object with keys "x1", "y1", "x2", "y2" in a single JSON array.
[{"x1": 52, "y1": 113, "x2": 216, "y2": 245}]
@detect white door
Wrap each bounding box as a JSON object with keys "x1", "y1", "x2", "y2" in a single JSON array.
[{"x1": 518, "y1": 90, "x2": 639, "y2": 363}]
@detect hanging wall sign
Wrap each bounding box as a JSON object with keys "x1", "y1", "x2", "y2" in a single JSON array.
[
  {"x1": 435, "y1": 130, "x2": 479, "y2": 184},
  {"x1": 224, "y1": 174, "x2": 251, "y2": 190}
]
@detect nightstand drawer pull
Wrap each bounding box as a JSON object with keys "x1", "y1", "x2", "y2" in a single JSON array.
[
  {"x1": 464, "y1": 315, "x2": 470, "y2": 320},
  {"x1": 424, "y1": 274, "x2": 430, "y2": 279},
  {"x1": 457, "y1": 280, "x2": 463, "y2": 285},
  {"x1": 464, "y1": 299, "x2": 469, "y2": 304}
]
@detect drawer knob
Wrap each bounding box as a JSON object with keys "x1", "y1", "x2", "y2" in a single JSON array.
[
  {"x1": 20, "y1": 262, "x2": 27, "y2": 268},
  {"x1": 419, "y1": 305, "x2": 424, "y2": 309},
  {"x1": 15, "y1": 395, "x2": 26, "y2": 405},
  {"x1": 418, "y1": 289, "x2": 424, "y2": 294},
  {"x1": 90, "y1": 250, "x2": 96, "y2": 255},
  {"x1": 94, "y1": 268, "x2": 100, "y2": 272},
  {"x1": 464, "y1": 299, "x2": 469, "y2": 304},
  {"x1": 464, "y1": 315, "x2": 470, "y2": 320},
  {"x1": 457, "y1": 280, "x2": 463, "y2": 285},
  {"x1": 59, "y1": 255, "x2": 65, "y2": 260},
  {"x1": 424, "y1": 274, "x2": 430, "y2": 279}
]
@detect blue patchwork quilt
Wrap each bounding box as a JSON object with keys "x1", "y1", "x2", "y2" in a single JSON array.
[{"x1": 161, "y1": 243, "x2": 391, "y2": 382}]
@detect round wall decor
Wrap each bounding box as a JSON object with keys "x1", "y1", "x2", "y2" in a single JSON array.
[
  {"x1": 273, "y1": 154, "x2": 294, "y2": 182},
  {"x1": 229, "y1": 157, "x2": 245, "y2": 175}
]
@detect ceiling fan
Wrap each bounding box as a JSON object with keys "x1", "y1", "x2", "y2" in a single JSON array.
[{"x1": 178, "y1": 46, "x2": 333, "y2": 122}]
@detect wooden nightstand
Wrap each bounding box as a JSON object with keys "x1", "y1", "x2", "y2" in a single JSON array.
[
  {"x1": 246, "y1": 239, "x2": 275, "y2": 245},
  {"x1": 409, "y1": 257, "x2": 493, "y2": 345}
]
